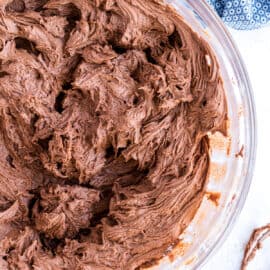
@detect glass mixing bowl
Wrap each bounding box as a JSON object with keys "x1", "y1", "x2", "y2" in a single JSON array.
[{"x1": 148, "y1": 0, "x2": 257, "y2": 269}]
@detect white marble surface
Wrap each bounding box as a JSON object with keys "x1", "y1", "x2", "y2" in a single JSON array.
[{"x1": 203, "y1": 27, "x2": 270, "y2": 270}]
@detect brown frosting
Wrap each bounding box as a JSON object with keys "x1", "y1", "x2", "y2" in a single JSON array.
[
  {"x1": 241, "y1": 224, "x2": 270, "y2": 270},
  {"x1": 0, "y1": 0, "x2": 227, "y2": 269}
]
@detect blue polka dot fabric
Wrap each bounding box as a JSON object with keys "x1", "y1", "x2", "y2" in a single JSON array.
[{"x1": 206, "y1": 0, "x2": 270, "y2": 30}]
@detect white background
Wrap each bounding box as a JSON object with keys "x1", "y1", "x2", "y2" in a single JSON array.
[{"x1": 203, "y1": 27, "x2": 270, "y2": 270}]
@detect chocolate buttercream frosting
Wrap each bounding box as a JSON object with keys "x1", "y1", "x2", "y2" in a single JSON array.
[
  {"x1": 241, "y1": 224, "x2": 270, "y2": 270},
  {"x1": 0, "y1": 0, "x2": 227, "y2": 269}
]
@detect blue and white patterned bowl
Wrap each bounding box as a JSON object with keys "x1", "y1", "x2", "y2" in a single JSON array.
[{"x1": 207, "y1": 0, "x2": 270, "y2": 30}]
